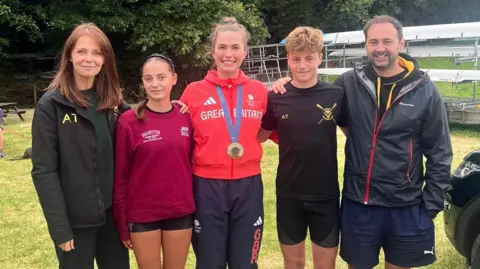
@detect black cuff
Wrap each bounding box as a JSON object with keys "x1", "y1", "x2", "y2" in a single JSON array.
[{"x1": 427, "y1": 210, "x2": 438, "y2": 219}]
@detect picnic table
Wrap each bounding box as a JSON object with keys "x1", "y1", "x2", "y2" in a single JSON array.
[{"x1": 0, "y1": 102, "x2": 26, "y2": 125}]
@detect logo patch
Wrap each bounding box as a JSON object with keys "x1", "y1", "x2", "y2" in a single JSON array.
[
  {"x1": 316, "y1": 103, "x2": 337, "y2": 124},
  {"x1": 253, "y1": 216, "x2": 263, "y2": 227},
  {"x1": 62, "y1": 113, "x2": 78, "y2": 124},
  {"x1": 247, "y1": 94, "x2": 255, "y2": 107},
  {"x1": 424, "y1": 246, "x2": 435, "y2": 255},
  {"x1": 180, "y1": 126, "x2": 189, "y2": 137},
  {"x1": 400, "y1": 102, "x2": 414, "y2": 107},
  {"x1": 250, "y1": 228, "x2": 262, "y2": 264},
  {"x1": 204, "y1": 97, "x2": 217, "y2": 106},
  {"x1": 141, "y1": 130, "x2": 162, "y2": 143},
  {"x1": 193, "y1": 219, "x2": 201, "y2": 234}
]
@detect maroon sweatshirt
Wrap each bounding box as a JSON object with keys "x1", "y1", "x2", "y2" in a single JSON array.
[{"x1": 113, "y1": 105, "x2": 194, "y2": 241}]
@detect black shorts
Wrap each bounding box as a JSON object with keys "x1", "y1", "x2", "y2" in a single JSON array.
[
  {"x1": 128, "y1": 214, "x2": 193, "y2": 233},
  {"x1": 276, "y1": 196, "x2": 339, "y2": 247}
]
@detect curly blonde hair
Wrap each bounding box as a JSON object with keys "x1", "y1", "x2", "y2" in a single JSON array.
[{"x1": 286, "y1": 26, "x2": 324, "y2": 54}]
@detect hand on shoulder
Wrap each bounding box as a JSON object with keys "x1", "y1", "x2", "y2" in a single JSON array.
[{"x1": 270, "y1": 77, "x2": 291, "y2": 94}]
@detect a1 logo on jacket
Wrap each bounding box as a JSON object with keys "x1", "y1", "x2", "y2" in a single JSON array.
[{"x1": 62, "y1": 113, "x2": 78, "y2": 124}]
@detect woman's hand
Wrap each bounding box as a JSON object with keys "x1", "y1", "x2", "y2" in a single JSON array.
[
  {"x1": 58, "y1": 239, "x2": 74, "y2": 252},
  {"x1": 122, "y1": 240, "x2": 133, "y2": 250},
  {"x1": 270, "y1": 77, "x2": 292, "y2": 94},
  {"x1": 171, "y1": 100, "x2": 189, "y2": 114}
]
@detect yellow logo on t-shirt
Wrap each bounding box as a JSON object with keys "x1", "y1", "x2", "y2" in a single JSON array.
[{"x1": 316, "y1": 104, "x2": 337, "y2": 124}]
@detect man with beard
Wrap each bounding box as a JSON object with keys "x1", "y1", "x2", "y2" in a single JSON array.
[
  {"x1": 271, "y1": 15, "x2": 453, "y2": 269},
  {"x1": 334, "y1": 15, "x2": 453, "y2": 269}
]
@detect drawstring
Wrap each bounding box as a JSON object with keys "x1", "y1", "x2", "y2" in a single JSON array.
[
  {"x1": 376, "y1": 77, "x2": 396, "y2": 109},
  {"x1": 377, "y1": 77, "x2": 381, "y2": 108},
  {"x1": 387, "y1": 84, "x2": 396, "y2": 109}
]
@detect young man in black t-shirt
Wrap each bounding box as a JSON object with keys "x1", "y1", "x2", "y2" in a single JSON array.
[{"x1": 258, "y1": 27, "x2": 347, "y2": 269}]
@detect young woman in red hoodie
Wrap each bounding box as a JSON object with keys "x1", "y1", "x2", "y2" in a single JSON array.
[
  {"x1": 180, "y1": 17, "x2": 268, "y2": 268},
  {"x1": 113, "y1": 54, "x2": 194, "y2": 269}
]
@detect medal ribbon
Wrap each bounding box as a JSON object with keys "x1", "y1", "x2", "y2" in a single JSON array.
[{"x1": 215, "y1": 85, "x2": 243, "y2": 143}]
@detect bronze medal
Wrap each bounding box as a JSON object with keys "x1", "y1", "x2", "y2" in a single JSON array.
[{"x1": 227, "y1": 142, "x2": 244, "y2": 159}]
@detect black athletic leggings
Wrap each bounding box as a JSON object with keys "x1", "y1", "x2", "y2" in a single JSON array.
[{"x1": 54, "y1": 208, "x2": 130, "y2": 269}]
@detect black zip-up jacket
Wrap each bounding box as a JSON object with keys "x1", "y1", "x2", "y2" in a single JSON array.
[
  {"x1": 334, "y1": 54, "x2": 453, "y2": 218},
  {"x1": 31, "y1": 89, "x2": 129, "y2": 245}
]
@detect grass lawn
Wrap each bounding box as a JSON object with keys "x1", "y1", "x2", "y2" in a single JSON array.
[{"x1": 0, "y1": 110, "x2": 478, "y2": 269}]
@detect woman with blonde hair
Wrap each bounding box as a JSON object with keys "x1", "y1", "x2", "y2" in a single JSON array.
[
  {"x1": 31, "y1": 23, "x2": 130, "y2": 269},
  {"x1": 180, "y1": 17, "x2": 268, "y2": 268}
]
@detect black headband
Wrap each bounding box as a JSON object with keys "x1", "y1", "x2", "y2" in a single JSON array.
[{"x1": 141, "y1": 53, "x2": 175, "y2": 73}]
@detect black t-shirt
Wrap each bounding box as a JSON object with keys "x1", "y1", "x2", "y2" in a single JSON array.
[
  {"x1": 262, "y1": 81, "x2": 347, "y2": 201},
  {"x1": 364, "y1": 64, "x2": 420, "y2": 120}
]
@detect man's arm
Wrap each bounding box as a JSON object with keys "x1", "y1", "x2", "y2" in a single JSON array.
[
  {"x1": 420, "y1": 85, "x2": 453, "y2": 219},
  {"x1": 258, "y1": 128, "x2": 273, "y2": 143},
  {"x1": 333, "y1": 76, "x2": 349, "y2": 137},
  {"x1": 258, "y1": 93, "x2": 277, "y2": 143}
]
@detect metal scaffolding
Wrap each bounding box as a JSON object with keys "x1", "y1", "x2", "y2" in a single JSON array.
[{"x1": 241, "y1": 21, "x2": 480, "y2": 124}]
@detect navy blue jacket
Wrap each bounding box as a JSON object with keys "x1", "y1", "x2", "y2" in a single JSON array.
[{"x1": 334, "y1": 54, "x2": 453, "y2": 218}]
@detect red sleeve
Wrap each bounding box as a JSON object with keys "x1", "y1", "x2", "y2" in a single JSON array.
[
  {"x1": 262, "y1": 83, "x2": 269, "y2": 115},
  {"x1": 113, "y1": 119, "x2": 133, "y2": 241},
  {"x1": 261, "y1": 93, "x2": 277, "y2": 131},
  {"x1": 260, "y1": 85, "x2": 278, "y2": 144},
  {"x1": 269, "y1": 130, "x2": 279, "y2": 144}
]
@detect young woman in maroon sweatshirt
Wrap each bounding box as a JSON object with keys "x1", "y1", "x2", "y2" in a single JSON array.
[{"x1": 113, "y1": 54, "x2": 194, "y2": 269}]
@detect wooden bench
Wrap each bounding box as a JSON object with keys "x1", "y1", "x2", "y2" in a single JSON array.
[
  {"x1": 0, "y1": 102, "x2": 26, "y2": 123},
  {"x1": 3, "y1": 109, "x2": 26, "y2": 121}
]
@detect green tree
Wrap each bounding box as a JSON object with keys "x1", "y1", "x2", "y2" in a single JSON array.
[
  {"x1": 324, "y1": 0, "x2": 375, "y2": 31},
  {"x1": 0, "y1": 0, "x2": 269, "y2": 94},
  {"x1": 129, "y1": 0, "x2": 268, "y2": 64},
  {"x1": 257, "y1": 0, "x2": 377, "y2": 41},
  {"x1": 258, "y1": 0, "x2": 328, "y2": 42},
  {"x1": 0, "y1": 0, "x2": 43, "y2": 57},
  {"x1": 368, "y1": 0, "x2": 480, "y2": 26}
]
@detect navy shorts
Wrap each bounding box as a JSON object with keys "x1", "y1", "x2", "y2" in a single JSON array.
[{"x1": 340, "y1": 198, "x2": 435, "y2": 269}]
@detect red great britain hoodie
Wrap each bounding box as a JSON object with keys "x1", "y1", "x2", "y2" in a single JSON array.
[{"x1": 180, "y1": 70, "x2": 268, "y2": 179}]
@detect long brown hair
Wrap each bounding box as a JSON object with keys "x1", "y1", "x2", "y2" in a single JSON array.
[
  {"x1": 45, "y1": 22, "x2": 122, "y2": 111},
  {"x1": 133, "y1": 54, "x2": 176, "y2": 120}
]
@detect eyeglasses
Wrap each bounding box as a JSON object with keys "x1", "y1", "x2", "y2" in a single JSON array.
[{"x1": 142, "y1": 53, "x2": 175, "y2": 73}]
